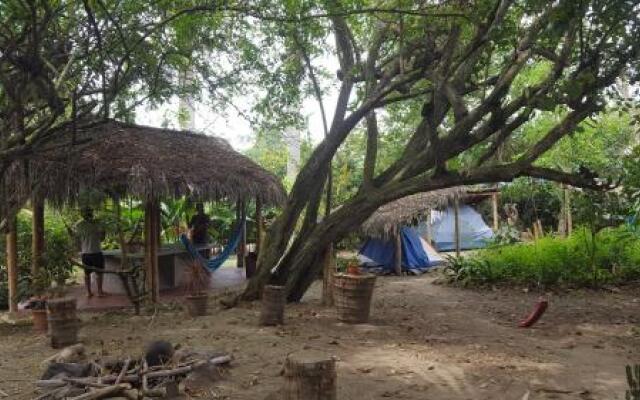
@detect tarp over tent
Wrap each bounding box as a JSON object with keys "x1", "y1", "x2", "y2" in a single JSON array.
[
  {"x1": 421, "y1": 205, "x2": 494, "y2": 251},
  {"x1": 358, "y1": 227, "x2": 443, "y2": 275}
]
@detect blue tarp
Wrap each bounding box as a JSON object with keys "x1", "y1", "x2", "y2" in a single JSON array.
[
  {"x1": 425, "y1": 205, "x2": 494, "y2": 251},
  {"x1": 358, "y1": 227, "x2": 436, "y2": 274}
]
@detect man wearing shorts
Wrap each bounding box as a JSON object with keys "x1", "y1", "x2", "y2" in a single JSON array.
[{"x1": 75, "y1": 208, "x2": 107, "y2": 298}]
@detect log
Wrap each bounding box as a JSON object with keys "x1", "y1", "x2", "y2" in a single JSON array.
[
  {"x1": 41, "y1": 344, "x2": 87, "y2": 366},
  {"x1": 208, "y1": 355, "x2": 233, "y2": 366},
  {"x1": 145, "y1": 360, "x2": 206, "y2": 379},
  {"x1": 141, "y1": 360, "x2": 149, "y2": 392},
  {"x1": 115, "y1": 359, "x2": 130, "y2": 385},
  {"x1": 283, "y1": 351, "x2": 336, "y2": 400},
  {"x1": 68, "y1": 383, "x2": 131, "y2": 400},
  {"x1": 64, "y1": 378, "x2": 107, "y2": 388},
  {"x1": 259, "y1": 285, "x2": 286, "y2": 326}
]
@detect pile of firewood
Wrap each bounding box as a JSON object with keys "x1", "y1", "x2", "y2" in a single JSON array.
[{"x1": 35, "y1": 342, "x2": 232, "y2": 399}]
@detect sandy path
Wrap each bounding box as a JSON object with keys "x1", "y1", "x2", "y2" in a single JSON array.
[{"x1": 1, "y1": 274, "x2": 639, "y2": 399}]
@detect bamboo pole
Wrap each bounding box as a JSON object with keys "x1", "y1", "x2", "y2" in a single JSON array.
[
  {"x1": 394, "y1": 225, "x2": 403, "y2": 276},
  {"x1": 454, "y1": 196, "x2": 461, "y2": 257},
  {"x1": 491, "y1": 193, "x2": 499, "y2": 231},
  {"x1": 32, "y1": 195, "x2": 45, "y2": 276},
  {"x1": 6, "y1": 217, "x2": 18, "y2": 314}
]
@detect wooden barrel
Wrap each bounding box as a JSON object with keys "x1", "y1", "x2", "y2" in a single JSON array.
[
  {"x1": 333, "y1": 274, "x2": 376, "y2": 323},
  {"x1": 283, "y1": 350, "x2": 337, "y2": 400},
  {"x1": 185, "y1": 294, "x2": 208, "y2": 317},
  {"x1": 259, "y1": 285, "x2": 286, "y2": 326},
  {"x1": 46, "y1": 298, "x2": 79, "y2": 349}
]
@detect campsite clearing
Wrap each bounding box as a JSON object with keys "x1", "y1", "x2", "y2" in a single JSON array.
[{"x1": 1, "y1": 273, "x2": 638, "y2": 400}]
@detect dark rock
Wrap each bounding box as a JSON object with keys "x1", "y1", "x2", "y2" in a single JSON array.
[{"x1": 144, "y1": 340, "x2": 174, "y2": 367}]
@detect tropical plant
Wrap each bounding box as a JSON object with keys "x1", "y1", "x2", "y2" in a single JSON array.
[{"x1": 444, "y1": 226, "x2": 640, "y2": 288}]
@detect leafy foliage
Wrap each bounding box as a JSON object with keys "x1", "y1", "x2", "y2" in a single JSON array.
[
  {"x1": 0, "y1": 210, "x2": 75, "y2": 309},
  {"x1": 444, "y1": 227, "x2": 640, "y2": 288}
]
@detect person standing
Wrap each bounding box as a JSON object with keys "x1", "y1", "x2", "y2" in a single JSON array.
[
  {"x1": 188, "y1": 203, "x2": 211, "y2": 245},
  {"x1": 75, "y1": 208, "x2": 107, "y2": 298}
]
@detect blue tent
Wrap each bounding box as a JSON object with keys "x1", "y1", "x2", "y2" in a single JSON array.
[
  {"x1": 358, "y1": 227, "x2": 442, "y2": 275},
  {"x1": 424, "y1": 205, "x2": 494, "y2": 251}
]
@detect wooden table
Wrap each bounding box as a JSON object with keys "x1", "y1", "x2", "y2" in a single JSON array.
[{"x1": 101, "y1": 243, "x2": 214, "y2": 294}]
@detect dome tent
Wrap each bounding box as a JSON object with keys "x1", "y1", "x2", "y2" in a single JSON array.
[
  {"x1": 420, "y1": 205, "x2": 494, "y2": 251},
  {"x1": 358, "y1": 227, "x2": 444, "y2": 275}
]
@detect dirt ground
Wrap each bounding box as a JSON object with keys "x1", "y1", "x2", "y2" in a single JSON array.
[{"x1": 1, "y1": 273, "x2": 640, "y2": 400}]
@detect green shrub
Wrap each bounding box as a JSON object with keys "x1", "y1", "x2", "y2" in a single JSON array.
[
  {"x1": 444, "y1": 225, "x2": 640, "y2": 288},
  {"x1": 0, "y1": 210, "x2": 75, "y2": 310}
]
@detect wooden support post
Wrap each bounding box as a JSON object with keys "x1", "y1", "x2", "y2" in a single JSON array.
[
  {"x1": 6, "y1": 217, "x2": 18, "y2": 314},
  {"x1": 255, "y1": 196, "x2": 263, "y2": 256},
  {"x1": 239, "y1": 199, "x2": 247, "y2": 268},
  {"x1": 394, "y1": 226, "x2": 403, "y2": 276},
  {"x1": 283, "y1": 351, "x2": 337, "y2": 400},
  {"x1": 454, "y1": 196, "x2": 461, "y2": 257},
  {"x1": 491, "y1": 193, "x2": 499, "y2": 231},
  {"x1": 145, "y1": 200, "x2": 160, "y2": 303},
  {"x1": 425, "y1": 208, "x2": 432, "y2": 243},
  {"x1": 153, "y1": 202, "x2": 161, "y2": 299},
  {"x1": 235, "y1": 200, "x2": 245, "y2": 268},
  {"x1": 242, "y1": 200, "x2": 247, "y2": 266},
  {"x1": 321, "y1": 245, "x2": 335, "y2": 307},
  {"x1": 32, "y1": 195, "x2": 45, "y2": 276}
]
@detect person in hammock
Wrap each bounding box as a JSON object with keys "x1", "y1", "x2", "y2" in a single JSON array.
[{"x1": 188, "y1": 203, "x2": 211, "y2": 245}]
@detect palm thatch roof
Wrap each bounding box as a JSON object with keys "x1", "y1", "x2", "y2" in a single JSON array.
[
  {"x1": 9, "y1": 119, "x2": 286, "y2": 207},
  {"x1": 361, "y1": 188, "x2": 465, "y2": 237}
]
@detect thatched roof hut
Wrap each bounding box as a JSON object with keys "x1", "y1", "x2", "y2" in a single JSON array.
[
  {"x1": 361, "y1": 188, "x2": 465, "y2": 238},
  {"x1": 2, "y1": 119, "x2": 286, "y2": 307},
  {"x1": 16, "y1": 119, "x2": 285, "y2": 205},
  {"x1": 362, "y1": 186, "x2": 500, "y2": 238}
]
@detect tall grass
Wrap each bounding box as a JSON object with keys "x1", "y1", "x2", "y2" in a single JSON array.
[{"x1": 444, "y1": 226, "x2": 640, "y2": 287}]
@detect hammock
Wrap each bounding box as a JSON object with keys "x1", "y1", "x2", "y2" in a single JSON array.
[{"x1": 180, "y1": 220, "x2": 244, "y2": 272}]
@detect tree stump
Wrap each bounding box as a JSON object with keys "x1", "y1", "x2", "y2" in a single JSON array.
[
  {"x1": 47, "y1": 297, "x2": 80, "y2": 349},
  {"x1": 259, "y1": 285, "x2": 285, "y2": 326},
  {"x1": 283, "y1": 351, "x2": 336, "y2": 400}
]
